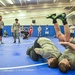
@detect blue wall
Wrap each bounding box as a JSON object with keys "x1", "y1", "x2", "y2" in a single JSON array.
[{"x1": 3, "y1": 25, "x2": 64, "y2": 37}]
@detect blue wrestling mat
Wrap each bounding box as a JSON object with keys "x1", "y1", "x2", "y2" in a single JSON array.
[{"x1": 0, "y1": 37, "x2": 75, "y2": 75}]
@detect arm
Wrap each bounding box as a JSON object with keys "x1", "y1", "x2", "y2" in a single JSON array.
[
  {"x1": 11, "y1": 26, "x2": 13, "y2": 32},
  {"x1": 19, "y1": 24, "x2": 20, "y2": 33},
  {"x1": 12, "y1": 25, "x2": 14, "y2": 32},
  {"x1": 59, "y1": 42, "x2": 75, "y2": 50},
  {"x1": 2, "y1": 21, "x2": 4, "y2": 29},
  {"x1": 69, "y1": 27, "x2": 74, "y2": 30},
  {"x1": 34, "y1": 48, "x2": 43, "y2": 56}
]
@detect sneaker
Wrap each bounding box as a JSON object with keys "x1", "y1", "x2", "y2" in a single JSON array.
[
  {"x1": 18, "y1": 41, "x2": 20, "y2": 43},
  {"x1": 46, "y1": 14, "x2": 56, "y2": 19},
  {"x1": 56, "y1": 13, "x2": 66, "y2": 21},
  {"x1": 1, "y1": 42, "x2": 4, "y2": 44},
  {"x1": 13, "y1": 41, "x2": 16, "y2": 43}
]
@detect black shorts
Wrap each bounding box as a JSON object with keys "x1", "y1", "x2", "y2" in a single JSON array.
[
  {"x1": 70, "y1": 33, "x2": 74, "y2": 37},
  {"x1": 21, "y1": 31, "x2": 25, "y2": 34},
  {"x1": 0, "y1": 29, "x2": 2, "y2": 36}
]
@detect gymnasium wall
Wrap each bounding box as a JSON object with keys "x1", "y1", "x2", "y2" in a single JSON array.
[
  {"x1": 3, "y1": 16, "x2": 72, "y2": 25},
  {"x1": 3, "y1": 25, "x2": 64, "y2": 37},
  {"x1": 2, "y1": 13, "x2": 75, "y2": 37}
]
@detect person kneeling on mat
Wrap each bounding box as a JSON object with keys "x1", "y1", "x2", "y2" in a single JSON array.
[
  {"x1": 46, "y1": 13, "x2": 75, "y2": 73},
  {"x1": 26, "y1": 37, "x2": 61, "y2": 68},
  {"x1": 23, "y1": 28, "x2": 29, "y2": 39}
]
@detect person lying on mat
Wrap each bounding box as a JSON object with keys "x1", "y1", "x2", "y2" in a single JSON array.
[
  {"x1": 26, "y1": 37, "x2": 61, "y2": 68},
  {"x1": 46, "y1": 13, "x2": 75, "y2": 73}
]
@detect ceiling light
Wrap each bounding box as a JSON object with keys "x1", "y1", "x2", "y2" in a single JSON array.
[
  {"x1": 7, "y1": 0, "x2": 13, "y2": 4},
  {"x1": 5, "y1": 11, "x2": 9, "y2": 13},
  {"x1": 18, "y1": 10, "x2": 21, "y2": 12},
  {"x1": 12, "y1": 11, "x2": 15, "y2": 13},
  {"x1": 0, "y1": 0, "x2": 6, "y2": 6},
  {"x1": 53, "y1": 0, "x2": 56, "y2": 2},
  {"x1": 70, "y1": 0, "x2": 72, "y2": 2},
  {"x1": 18, "y1": 13, "x2": 26, "y2": 17},
  {"x1": 27, "y1": 0, "x2": 31, "y2": 1},
  {"x1": 0, "y1": 12, "x2": 3, "y2": 14}
]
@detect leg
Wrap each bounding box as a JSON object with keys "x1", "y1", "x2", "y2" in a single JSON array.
[
  {"x1": 17, "y1": 32, "x2": 20, "y2": 43},
  {"x1": 46, "y1": 13, "x2": 70, "y2": 42},
  {"x1": 46, "y1": 14, "x2": 65, "y2": 41},
  {"x1": 33, "y1": 38, "x2": 41, "y2": 48},
  {"x1": 29, "y1": 50, "x2": 40, "y2": 61},
  {"x1": 26, "y1": 39, "x2": 41, "y2": 61},
  {"x1": 38, "y1": 32, "x2": 40, "y2": 37},
  {"x1": 0, "y1": 36, "x2": 2, "y2": 44},
  {"x1": 29, "y1": 31, "x2": 32, "y2": 37},
  {"x1": 13, "y1": 31, "x2": 16, "y2": 43},
  {"x1": 26, "y1": 38, "x2": 41, "y2": 55},
  {"x1": 56, "y1": 13, "x2": 70, "y2": 42},
  {"x1": 18, "y1": 37, "x2": 20, "y2": 43},
  {"x1": 54, "y1": 23, "x2": 65, "y2": 42},
  {"x1": 64, "y1": 24, "x2": 70, "y2": 42},
  {"x1": 0, "y1": 29, "x2": 4, "y2": 44},
  {"x1": 0, "y1": 29, "x2": 2, "y2": 42}
]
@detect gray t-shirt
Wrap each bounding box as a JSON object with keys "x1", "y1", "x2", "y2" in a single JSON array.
[
  {"x1": 58, "y1": 38, "x2": 75, "y2": 69},
  {"x1": 0, "y1": 21, "x2": 4, "y2": 29},
  {"x1": 36, "y1": 37, "x2": 61, "y2": 59},
  {"x1": 13, "y1": 23, "x2": 20, "y2": 31}
]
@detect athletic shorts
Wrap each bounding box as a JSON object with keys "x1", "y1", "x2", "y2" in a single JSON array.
[
  {"x1": 70, "y1": 33, "x2": 74, "y2": 37},
  {"x1": 0, "y1": 29, "x2": 2, "y2": 36},
  {"x1": 13, "y1": 30, "x2": 20, "y2": 37}
]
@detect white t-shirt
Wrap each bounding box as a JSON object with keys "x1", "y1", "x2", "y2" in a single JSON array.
[
  {"x1": 69, "y1": 26, "x2": 75, "y2": 33},
  {"x1": 38, "y1": 26, "x2": 42, "y2": 32}
]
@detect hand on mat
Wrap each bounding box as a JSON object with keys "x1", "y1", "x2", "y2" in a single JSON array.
[{"x1": 59, "y1": 42, "x2": 68, "y2": 46}]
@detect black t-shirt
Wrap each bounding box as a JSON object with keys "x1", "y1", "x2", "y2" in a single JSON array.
[{"x1": 25, "y1": 31, "x2": 29, "y2": 36}]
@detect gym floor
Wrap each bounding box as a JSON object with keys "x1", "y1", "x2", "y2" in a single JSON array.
[{"x1": 0, "y1": 37, "x2": 75, "y2": 75}]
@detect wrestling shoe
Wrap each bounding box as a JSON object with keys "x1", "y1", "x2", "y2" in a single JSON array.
[
  {"x1": 46, "y1": 14, "x2": 56, "y2": 19},
  {"x1": 56, "y1": 13, "x2": 66, "y2": 21},
  {"x1": 13, "y1": 41, "x2": 16, "y2": 43}
]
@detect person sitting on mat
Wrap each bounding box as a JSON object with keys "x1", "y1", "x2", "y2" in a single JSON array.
[
  {"x1": 23, "y1": 28, "x2": 29, "y2": 39},
  {"x1": 26, "y1": 37, "x2": 61, "y2": 68},
  {"x1": 46, "y1": 13, "x2": 75, "y2": 73}
]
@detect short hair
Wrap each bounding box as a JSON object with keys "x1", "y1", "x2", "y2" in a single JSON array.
[
  {"x1": 59, "y1": 63, "x2": 70, "y2": 73},
  {"x1": 49, "y1": 58, "x2": 58, "y2": 68},
  {"x1": 15, "y1": 18, "x2": 18, "y2": 21}
]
